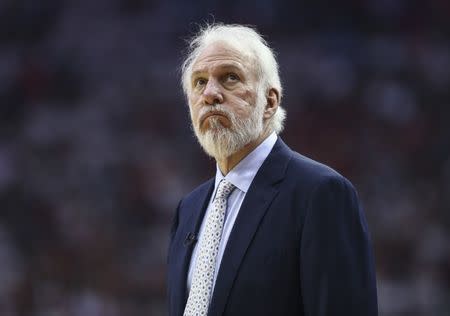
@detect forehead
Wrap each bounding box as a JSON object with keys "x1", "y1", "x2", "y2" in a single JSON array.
[{"x1": 191, "y1": 41, "x2": 256, "y2": 75}]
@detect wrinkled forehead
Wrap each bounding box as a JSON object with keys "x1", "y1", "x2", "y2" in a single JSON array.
[{"x1": 191, "y1": 41, "x2": 259, "y2": 77}]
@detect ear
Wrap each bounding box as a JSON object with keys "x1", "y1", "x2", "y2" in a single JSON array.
[{"x1": 263, "y1": 88, "x2": 280, "y2": 120}]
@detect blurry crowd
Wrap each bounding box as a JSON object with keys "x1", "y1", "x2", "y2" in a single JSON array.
[{"x1": 0, "y1": 0, "x2": 449, "y2": 315}]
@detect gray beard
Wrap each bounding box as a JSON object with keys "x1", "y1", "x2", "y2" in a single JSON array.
[{"x1": 192, "y1": 101, "x2": 265, "y2": 161}]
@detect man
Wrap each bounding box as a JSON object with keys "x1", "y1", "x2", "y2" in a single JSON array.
[{"x1": 167, "y1": 23, "x2": 378, "y2": 316}]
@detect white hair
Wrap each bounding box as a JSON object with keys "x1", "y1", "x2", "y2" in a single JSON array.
[{"x1": 181, "y1": 23, "x2": 286, "y2": 134}]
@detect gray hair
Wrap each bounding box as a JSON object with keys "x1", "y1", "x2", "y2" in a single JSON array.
[{"x1": 181, "y1": 23, "x2": 286, "y2": 134}]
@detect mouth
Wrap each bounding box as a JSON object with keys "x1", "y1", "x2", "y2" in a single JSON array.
[{"x1": 199, "y1": 111, "x2": 229, "y2": 126}]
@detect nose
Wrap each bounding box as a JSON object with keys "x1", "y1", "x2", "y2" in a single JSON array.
[{"x1": 202, "y1": 79, "x2": 223, "y2": 105}]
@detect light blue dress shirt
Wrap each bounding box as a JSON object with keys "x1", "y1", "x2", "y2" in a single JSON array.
[{"x1": 187, "y1": 132, "x2": 278, "y2": 293}]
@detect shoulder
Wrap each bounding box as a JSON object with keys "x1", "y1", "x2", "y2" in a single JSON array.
[
  {"x1": 285, "y1": 151, "x2": 364, "y2": 230},
  {"x1": 280, "y1": 142, "x2": 356, "y2": 195},
  {"x1": 285, "y1": 151, "x2": 362, "y2": 225},
  {"x1": 289, "y1": 147, "x2": 347, "y2": 178}
]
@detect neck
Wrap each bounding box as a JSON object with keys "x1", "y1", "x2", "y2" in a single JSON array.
[{"x1": 216, "y1": 129, "x2": 272, "y2": 175}]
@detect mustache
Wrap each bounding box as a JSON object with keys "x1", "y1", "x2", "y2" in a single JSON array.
[{"x1": 198, "y1": 105, "x2": 234, "y2": 126}]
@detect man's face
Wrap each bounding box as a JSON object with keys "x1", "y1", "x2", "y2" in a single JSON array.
[{"x1": 187, "y1": 41, "x2": 266, "y2": 160}]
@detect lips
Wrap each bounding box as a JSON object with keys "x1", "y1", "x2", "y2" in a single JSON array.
[{"x1": 200, "y1": 111, "x2": 229, "y2": 126}]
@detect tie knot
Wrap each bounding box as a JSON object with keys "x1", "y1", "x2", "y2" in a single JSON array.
[{"x1": 215, "y1": 179, "x2": 235, "y2": 200}]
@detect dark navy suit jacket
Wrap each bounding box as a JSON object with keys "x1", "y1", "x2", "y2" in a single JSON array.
[{"x1": 167, "y1": 138, "x2": 378, "y2": 316}]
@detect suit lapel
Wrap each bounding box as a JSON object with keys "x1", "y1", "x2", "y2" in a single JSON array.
[
  {"x1": 208, "y1": 138, "x2": 292, "y2": 316},
  {"x1": 172, "y1": 179, "x2": 214, "y2": 316}
]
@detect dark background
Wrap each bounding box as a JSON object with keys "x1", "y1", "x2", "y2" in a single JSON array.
[{"x1": 0, "y1": 0, "x2": 449, "y2": 315}]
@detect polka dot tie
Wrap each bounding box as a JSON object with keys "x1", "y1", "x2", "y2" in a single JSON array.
[{"x1": 183, "y1": 179, "x2": 236, "y2": 316}]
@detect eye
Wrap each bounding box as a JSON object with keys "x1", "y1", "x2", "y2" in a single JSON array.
[
  {"x1": 225, "y1": 73, "x2": 240, "y2": 82},
  {"x1": 194, "y1": 77, "x2": 207, "y2": 89}
]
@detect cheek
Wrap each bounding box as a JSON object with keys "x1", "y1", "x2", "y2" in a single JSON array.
[
  {"x1": 238, "y1": 87, "x2": 257, "y2": 105},
  {"x1": 188, "y1": 104, "x2": 198, "y2": 123},
  {"x1": 191, "y1": 92, "x2": 206, "y2": 107},
  {"x1": 188, "y1": 97, "x2": 199, "y2": 115},
  {"x1": 227, "y1": 89, "x2": 257, "y2": 115}
]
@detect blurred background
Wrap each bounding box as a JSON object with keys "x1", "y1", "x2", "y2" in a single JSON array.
[{"x1": 0, "y1": 0, "x2": 449, "y2": 315}]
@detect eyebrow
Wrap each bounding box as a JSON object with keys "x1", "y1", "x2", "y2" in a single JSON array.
[{"x1": 191, "y1": 64, "x2": 245, "y2": 77}]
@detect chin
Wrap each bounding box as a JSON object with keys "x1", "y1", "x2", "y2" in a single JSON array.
[
  {"x1": 197, "y1": 128, "x2": 241, "y2": 160},
  {"x1": 193, "y1": 111, "x2": 264, "y2": 160}
]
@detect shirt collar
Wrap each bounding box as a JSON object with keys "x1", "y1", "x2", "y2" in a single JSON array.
[{"x1": 214, "y1": 132, "x2": 278, "y2": 193}]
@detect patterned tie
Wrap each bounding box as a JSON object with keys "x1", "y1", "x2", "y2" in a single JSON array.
[{"x1": 184, "y1": 179, "x2": 236, "y2": 316}]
